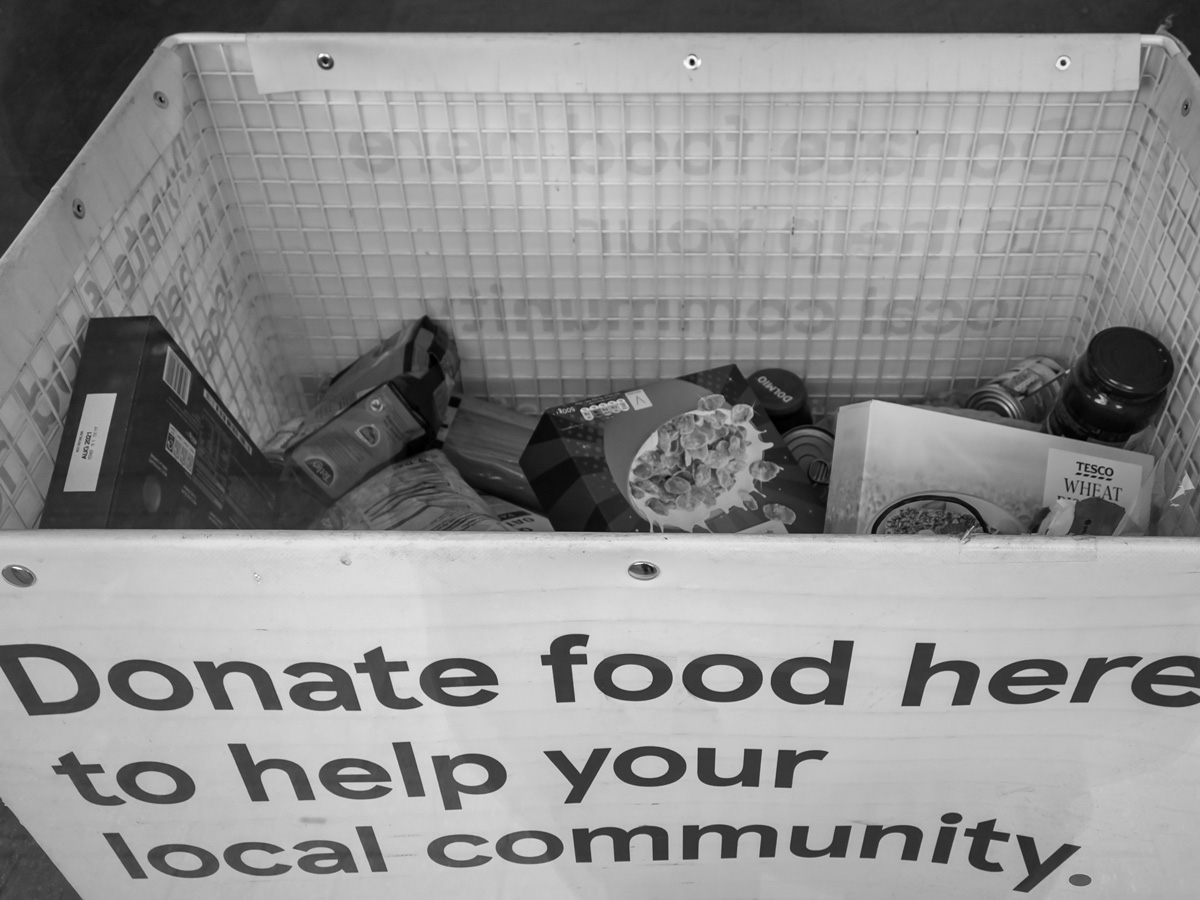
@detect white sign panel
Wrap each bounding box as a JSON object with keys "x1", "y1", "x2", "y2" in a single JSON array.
[{"x1": 0, "y1": 531, "x2": 1198, "y2": 899}]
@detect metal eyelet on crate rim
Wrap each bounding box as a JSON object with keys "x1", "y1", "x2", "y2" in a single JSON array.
[
  {"x1": 71, "y1": 199, "x2": 85, "y2": 219},
  {"x1": 153, "y1": 91, "x2": 169, "y2": 108},
  {"x1": 1184, "y1": 99, "x2": 1192, "y2": 116},
  {"x1": 628, "y1": 561, "x2": 660, "y2": 581},
  {"x1": 683, "y1": 54, "x2": 701, "y2": 70},
  {"x1": 2, "y1": 565, "x2": 36, "y2": 588},
  {"x1": 1055, "y1": 55, "x2": 1071, "y2": 70},
  {"x1": 316, "y1": 53, "x2": 334, "y2": 70}
]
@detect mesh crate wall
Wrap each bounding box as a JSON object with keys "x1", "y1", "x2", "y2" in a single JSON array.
[{"x1": 0, "y1": 34, "x2": 1196, "y2": 532}]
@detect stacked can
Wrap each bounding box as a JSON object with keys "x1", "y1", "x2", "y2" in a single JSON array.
[
  {"x1": 965, "y1": 356, "x2": 1066, "y2": 423},
  {"x1": 749, "y1": 368, "x2": 833, "y2": 506}
]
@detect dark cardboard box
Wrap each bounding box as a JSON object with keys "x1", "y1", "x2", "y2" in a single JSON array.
[
  {"x1": 40, "y1": 316, "x2": 277, "y2": 529},
  {"x1": 520, "y1": 365, "x2": 826, "y2": 533}
]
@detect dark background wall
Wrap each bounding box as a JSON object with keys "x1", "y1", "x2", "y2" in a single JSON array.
[
  {"x1": 0, "y1": 0, "x2": 1195, "y2": 255},
  {"x1": 0, "y1": 2, "x2": 1195, "y2": 898}
]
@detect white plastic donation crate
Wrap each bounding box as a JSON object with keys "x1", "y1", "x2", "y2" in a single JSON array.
[{"x1": 1, "y1": 32, "x2": 1199, "y2": 899}]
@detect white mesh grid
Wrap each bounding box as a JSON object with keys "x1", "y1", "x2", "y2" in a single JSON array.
[
  {"x1": 1, "y1": 35, "x2": 1198, "y2": 534},
  {"x1": 1085, "y1": 44, "x2": 1200, "y2": 537},
  {"x1": 190, "y1": 40, "x2": 1133, "y2": 420}
]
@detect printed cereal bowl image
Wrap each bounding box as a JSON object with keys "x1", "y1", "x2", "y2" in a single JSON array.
[
  {"x1": 626, "y1": 394, "x2": 786, "y2": 532},
  {"x1": 870, "y1": 492, "x2": 1025, "y2": 536}
]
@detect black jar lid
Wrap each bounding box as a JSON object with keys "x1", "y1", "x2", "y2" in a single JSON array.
[
  {"x1": 748, "y1": 368, "x2": 812, "y2": 432},
  {"x1": 1087, "y1": 327, "x2": 1175, "y2": 398}
]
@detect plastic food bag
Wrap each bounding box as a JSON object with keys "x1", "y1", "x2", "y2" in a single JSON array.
[
  {"x1": 482, "y1": 495, "x2": 554, "y2": 532},
  {"x1": 439, "y1": 396, "x2": 542, "y2": 511},
  {"x1": 311, "y1": 450, "x2": 507, "y2": 532}
]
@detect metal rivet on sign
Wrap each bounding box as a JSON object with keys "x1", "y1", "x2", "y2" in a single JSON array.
[
  {"x1": 71, "y1": 199, "x2": 86, "y2": 219},
  {"x1": 683, "y1": 53, "x2": 701, "y2": 71},
  {"x1": 2, "y1": 565, "x2": 37, "y2": 588},
  {"x1": 1055, "y1": 55, "x2": 1071, "y2": 71},
  {"x1": 628, "y1": 561, "x2": 660, "y2": 581},
  {"x1": 1184, "y1": 98, "x2": 1192, "y2": 116},
  {"x1": 153, "y1": 91, "x2": 169, "y2": 108},
  {"x1": 317, "y1": 53, "x2": 334, "y2": 70}
]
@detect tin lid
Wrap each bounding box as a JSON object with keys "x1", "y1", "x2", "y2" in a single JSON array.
[
  {"x1": 749, "y1": 368, "x2": 812, "y2": 432},
  {"x1": 807, "y1": 457, "x2": 832, "y2": 487},
  {"x1": 1087, "y1": 327, "x2": 1175, "y2": 398},
  {"x1": 783, "y1": 424, "x2": 834, "y2": 484},
  {"x1": 965, "y1": 385, "x2": 1024, "y2": 419}
]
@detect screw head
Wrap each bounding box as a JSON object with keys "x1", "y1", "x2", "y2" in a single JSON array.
[
  {"x1": 2, "y1": 565, "x2": 36, "y2": 588},
  {"x1": 316, "y1": 53, "x2": 334, "y2": 70},
  {"x1": 628, "y1": 561, "x2": 660, "y2": 581}
]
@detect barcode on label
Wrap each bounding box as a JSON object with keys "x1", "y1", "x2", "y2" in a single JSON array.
[
  {"x1": 165, "y1": 423, "x2": 196, "y2": 475},
  {"x1": 163, "y1": 346, "x2": 192, "y2": 403}
]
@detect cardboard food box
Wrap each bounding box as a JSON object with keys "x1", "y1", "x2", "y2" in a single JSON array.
[
  {"x1": 40, "y1": 316, "x2": 277, "y2": 529},
  {"x1": 520, "y1": 365, "x2": 826, "y2": 533},
  {"x1": 826, "y1": 400, "x2": 1157, "y2": 536},
  {"x1": 286, "y1": 316, "x2": 460, "y2": 497},
  {"x1": 287, "y1": 383, "x2": 428, "y2": 499},
  {"x1": 291, "y1": 316, "x2": 460, "y2": 445}
]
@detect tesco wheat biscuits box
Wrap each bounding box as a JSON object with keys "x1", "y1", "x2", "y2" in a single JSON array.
[
  {"x1": 825, "y1": 400, "x2": 1157, "y2": 536},
  {"x1": 520, "y1": 365, "x2": 826, "y2": 533}
]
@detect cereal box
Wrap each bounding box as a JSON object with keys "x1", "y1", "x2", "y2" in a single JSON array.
[
  {"x1": 520, "y1": 366, "x2": 826, "y2": 533},
  {"x1": 825, "y1": 400, "x2": 1157, "y2": 535}
]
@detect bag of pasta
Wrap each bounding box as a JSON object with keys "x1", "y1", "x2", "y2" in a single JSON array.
[{"x1": 312, "y1": 450, "x2": 507, "y2": 532}]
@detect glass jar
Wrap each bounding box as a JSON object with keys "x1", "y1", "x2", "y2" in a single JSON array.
[{"x1": 1043, "y1": 327, "x2": 1175, "y2": 445}]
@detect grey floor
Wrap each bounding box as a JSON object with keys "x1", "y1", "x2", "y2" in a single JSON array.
[{"x1": 0, "y1": 1, "x2": 1196, "y2": 898}]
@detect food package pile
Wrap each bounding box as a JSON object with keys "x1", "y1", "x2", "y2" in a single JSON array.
[{"x1": 42, "y1": 315, "x2": 1177, "y2": 537}]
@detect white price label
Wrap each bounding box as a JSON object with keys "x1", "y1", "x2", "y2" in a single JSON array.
[{"x1": 63, "y1": 393, "x2": 117, "y2": 492}]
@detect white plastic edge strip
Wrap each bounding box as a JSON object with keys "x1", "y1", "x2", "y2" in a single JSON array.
[{"x1": 229, "y1": 33, "x2": 1144, "y2": 96}]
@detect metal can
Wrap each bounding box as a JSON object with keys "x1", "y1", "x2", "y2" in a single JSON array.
[
  {"x1": 781, "y1": 425, "x2": 834, "y2": 506},
  {"x1": 749, "y1": 367, "x2": 813, "y2": 433},
  {"x1": 965, "y1": 356, "x2": 1067, "y2": 422}
]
